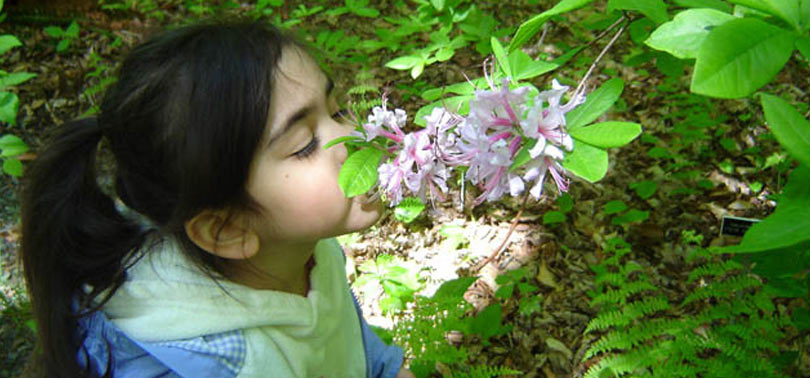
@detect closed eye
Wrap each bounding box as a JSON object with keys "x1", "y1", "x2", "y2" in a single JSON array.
[{"x1": 293, "y1": 135, "x2": 320, "y2": 159}]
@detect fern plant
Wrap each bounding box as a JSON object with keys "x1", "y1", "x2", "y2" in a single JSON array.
[
  {"x1": 583, "y1": 237, "x2": 793, "y2": 378},
  {"x1": 344, "y1": 68, "x2": 381, "y2": 122},
  {"x1": 393, "y1": 277, "x2": 519, "y2": 378}
]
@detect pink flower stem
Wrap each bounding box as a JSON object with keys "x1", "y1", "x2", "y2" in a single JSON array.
[
  {"x1": 509, "y1": 135, "x2": 522, "y2": 157},
  {"x1": 489, "y1": 131, "x2": 512, "y2": 143},
  {"x1": 379, "y1": 130, "x2": 403, "y2": 144}
]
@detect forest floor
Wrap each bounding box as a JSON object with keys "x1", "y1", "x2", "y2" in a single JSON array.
[{"x1": 1, "y1": 2, "x2": 809, "y2": 377}]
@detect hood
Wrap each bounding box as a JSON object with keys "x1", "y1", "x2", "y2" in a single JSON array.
[{"x1": 102, "y1": 238, "x2": 346, "y2": 342}]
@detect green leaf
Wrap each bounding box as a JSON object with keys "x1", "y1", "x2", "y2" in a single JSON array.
[
  {"x1": 0, "y1": 134, "x2": 29, "y2": 157},
  {"x1": 760, "y1": 94, "x2": 810, "y2": 167},
  {"x1": 691, "y1": 18, "x2": 795, "y2": 99},
  {"x1": 797, "y1": 36, "x2": 810, "y2": 61},
  {"x1": 421, "y1": 78, "x2": 484, "y2": 101},
  {"x1": 338, "y1": 148, "x2": 384, "y2": 198},
  {"x1": 727, "y1": 0, "x2": 802, "y2": 31},
  {"x1": 510, "y1": 138, "x2": 537, "y2": 171},
  {"x1": 414, "y1": 95, "x2": 473, "y2": 126},
  {"x1": 430, "y1": 0, "x2": 444, "y2": 11},
  {"x1": 0, "y1": 72, "x2": 36, "y2": 90},
  {"x1": 435, "y1": 47, "x2": 454, "y2": 61},
  {"x1": 433, "y1": 277, "x2": 477, "y2": 301},
  {"x1": 629, "y1": 180, "x2": 658, "y2": 199},
  {"x1": 410, "y1": 62, "x2": 424, "y2": 79},
  {"x1": 672, "y1": 0, "x2": 733, "y2": 12},
  {"x1": 607, "y1": 0, "x2": 669, "y2": 24},
  {"x1": 394, "y1": 197, "x2": 425, "y2": 223},
  {"x1": 3, "y1": 157, "x2": 22, "y2": 176},
  {"x1": 645, "y1": 8, "x2": 736, "y2": 59},
  {"x1": 0, "y1": 91, "x2": 19, "y2": 125},
  {"x1": 44, "y1": 26, "x2": 64, "y2": 38},
  {"x1": 793, "y1": 306, "x2": 810, "y2": 331},
  {"x1": 0, "y1": 35, "x2": 22, "y2": 55},
  {"x1": 509, "y1": 49, "x2": 558, "y2": 81},
  {"x1": 802, "y1": 0, "x2": 810, "y2": 30},
  {"x1": 603, "y1": 200, "x2": 628, "y2": 215},
  {"x1": 611, "y1": 209, "x2": 650, "y2": 225},
  {"x1": 557, "y1": 193, "x2": 574, "y2": 212},
  {"x1": 568, "y1": 121, "x2": 641, "y2": 148},
  {"x1": 385, "y1": 55, "x2": 421, "y2": 70},
  {"x1": 56, "y1": 39, "x2": 70, "y2": 52},
  {"x1": 323, "y1": 135, "x2": 363, "y2": 150},
  {"x1": 469, "y1": 303, "x2": 509, "y2": 344},
  {"x1": 565, "y1": 78, "x2": 624, "y2": 130},
  {"x1": 509, "y1": 0, "x2": 594, "y2": 51},
  {"x1": 722, "y1": 165, "x2": 810, "y2": 253},
  {"x1": 562, "y1": 140, "x2": 608, "y2": 183},
  {"x1": 543, "y1": 211, "x2": 566, "y2": 224},
  {"x1": 491, "y1": 37, "x2": 513, "y2": 79},
  {"x1": 65, "y1": 20, "x2": 80, "y2": 38},
  {"x1": 353, "y1": 7, "x2": 379, "y2": 17}
]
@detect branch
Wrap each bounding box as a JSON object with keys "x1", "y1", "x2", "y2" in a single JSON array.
[
  {"x1": 574, "y1": 19, "x2": 628, "y2": 97},
  {"x1": 473, "y1": 190, "x2": 531, "y2": 273}
]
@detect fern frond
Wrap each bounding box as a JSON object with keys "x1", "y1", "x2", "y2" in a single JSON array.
[
  {"x1": 584, "y1": 347, "x2": 658, "y2": 378},
  {"x1": 594, "y1": 272, "x2": 625, "y2": 287},
  {"x1": 620, "y1": 260, "x2": 644, "y2": 276},
  {"x1": 586, "y1": 296, "x2": 670, "y2": 333},
  {"x1": 590, "y1": 281, "x2": 657, "y2": 307},
  {"x1": 682, "y1": 274, "x2": 761, "y2": 306},
  {"x1": 687, "y1": 259, "x2": 743, "y2": 283},
  {"x1": 584, "y1": 318, "x2": 679, "y2": 360},
  {"x1": 347, "y1": 84, "x2": 380, "y2": 95},
  {"x1": 456, "y1": 365, "x2": 523, "y2": 378}
]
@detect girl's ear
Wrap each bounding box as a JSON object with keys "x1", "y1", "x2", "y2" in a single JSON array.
[{"x1": 184, "y1": 210, "x2": 260, "y2": 260}]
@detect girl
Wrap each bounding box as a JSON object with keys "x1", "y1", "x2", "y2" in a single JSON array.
[{"x1": 21, "y1": 20, "x2": 413, "y2": 378}]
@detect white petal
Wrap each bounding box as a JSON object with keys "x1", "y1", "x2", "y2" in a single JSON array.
[
  {"x1": 509, "y1": 175, "x2": 525, "y2": 196},
  {"x1": 529, "y1": 137, "x2": 547, "y2": 158},
  {"x1": 544, "y1": 144, "x2": 565, "y2": 161}
]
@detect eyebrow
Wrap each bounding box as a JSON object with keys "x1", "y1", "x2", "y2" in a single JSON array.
[{"x1": 267, "y1": 77, "x2": 335, "y2": 148}]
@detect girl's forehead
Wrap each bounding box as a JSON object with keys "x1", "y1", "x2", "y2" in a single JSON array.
[{"x1": 275, "y1": 47, "x2": 325, "y2": 89}]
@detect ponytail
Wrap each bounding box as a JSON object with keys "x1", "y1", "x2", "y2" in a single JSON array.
[{"x1": 21, "y1": 118, "x2": 147, "y2": 377}]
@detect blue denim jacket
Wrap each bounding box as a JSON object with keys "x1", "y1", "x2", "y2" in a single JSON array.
[{"x1": 77, "y1": 294, "x2": 402, "y2": 378}]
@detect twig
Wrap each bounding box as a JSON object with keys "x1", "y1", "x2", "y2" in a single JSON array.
[
  {"x1": 574, "y1": 19, "x2": 628, "y2": 97},
  {"x1": 537, "y1": 23, "x2": 550, "y2": 48},
  {"x1": 559, "y1": 15, "x2": 628, "y2": 74},
  {"x1": 473, "y1": 190, "x2": 531, "y2": 273}
]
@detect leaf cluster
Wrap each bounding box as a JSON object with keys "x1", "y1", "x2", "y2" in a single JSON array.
[
  {"x1": 353, "y1": 254, "x2": 423, "y2": 315},
  {"x1": 583, "y1": 237, "x2": 796, "y2": 378},
  {"x1": 393, "y1": 277, "x2": 516, "y2": 377},
  {"x1": 0, "y1": 1, "x2": 35, "y2": 176}
]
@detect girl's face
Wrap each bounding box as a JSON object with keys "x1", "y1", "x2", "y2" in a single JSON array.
[{"x1": 245, "y1": 48, "x2": 381, "y2": 246}]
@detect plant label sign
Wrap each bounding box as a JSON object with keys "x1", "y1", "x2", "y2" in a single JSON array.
[{"x1": 720, "y1": 216, "x2": 760, "y2": 237}]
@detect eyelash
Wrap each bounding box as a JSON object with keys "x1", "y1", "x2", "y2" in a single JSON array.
[
  {"x1": 293, "y1": 135, "x2": 320, "y2": 159},
  {"x1": 291, "y1": 108, "x2": 344, "y2": 159}
]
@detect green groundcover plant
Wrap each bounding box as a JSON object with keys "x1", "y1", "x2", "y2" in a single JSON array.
[
  {"x1": 0, "y1": 0, "x2": 35, "y2": 177},
  {"x1": 324, "y1": 0, "x2": 809, "y2": 375}
]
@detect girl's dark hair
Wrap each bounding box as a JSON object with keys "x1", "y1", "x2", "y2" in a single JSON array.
[{"x1": 21, "y1": 21, "x2": 296, "y2": 377}]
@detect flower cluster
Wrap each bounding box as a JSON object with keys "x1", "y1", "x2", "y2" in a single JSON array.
[
  {"x1": 356, "y1": 78, "x2": 584, "y2": 207},
  {"x1": 355, "y1": 102, "x2": 461, "y2": 205}
]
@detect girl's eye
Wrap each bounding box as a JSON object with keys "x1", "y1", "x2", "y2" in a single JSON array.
[{"x1": 293, "y1": 135, "x2": 320, "y2": 159}]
